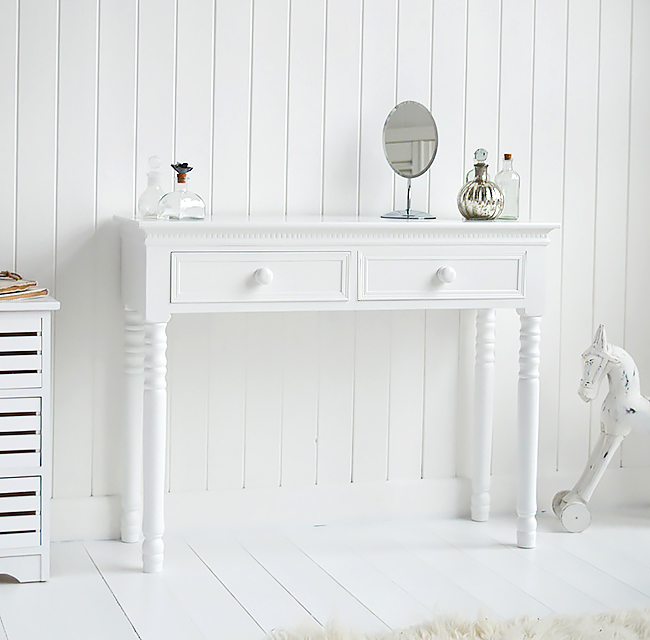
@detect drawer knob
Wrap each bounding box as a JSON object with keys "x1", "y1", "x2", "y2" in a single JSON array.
[
  {"x1": 254, "y1": 267, "x2": 274, "y2": 285},
  {"x1": 437, "y1": 266, "x2": 456, "y2": 284}
]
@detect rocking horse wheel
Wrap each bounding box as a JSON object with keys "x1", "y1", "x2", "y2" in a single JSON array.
[
  {"x1": 552, "y1": 490, "x2": 591, "y2": 532},
  {"x1": 560, "y1": 501, "x2": 591, "y2": 533}
]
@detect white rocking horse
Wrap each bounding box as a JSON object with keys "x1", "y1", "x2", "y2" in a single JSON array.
[{"x1": 553, "y1": 324, "x2": 650, "y2": 532}]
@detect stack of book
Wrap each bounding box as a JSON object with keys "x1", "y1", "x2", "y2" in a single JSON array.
[{"x1": 0, "y1": 271, "x2": 48, "y2": 300}]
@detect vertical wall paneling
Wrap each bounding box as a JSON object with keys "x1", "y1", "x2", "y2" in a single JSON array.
[
  {"x1": 421, "y1": 310, "x2": 460, "y2": 480},
  {"x1": 168, "y1": 316, "x2": 211, "y2": 491},
  {"x1": 211, "y1": 0, "x2": 252, "y2": 218},
  {"x1": 591, "y1": 0, "x2": 632, "y2": 467},
  {"x1": 556, "y1": 0, "x2": 600, "y2": 475},
  {"x1": 358, "y1": 0, "x2": 397, "y2": 218},
  {"x1": 497, "y1": 0, "x2": 534, "y2": 220},
  {"x1": 167, "y1": 0, "x2": 216, "y2": 492},
  {"x1": 207, "y1": 314, "x2": 247, "y2": 490},
  {"x1": 175, "y1": 0, "x2": 215, "y2": 214},
  {"x1": 492, "y1": 0, "x2": 535, "y2": 476},
  {"x1": 0, "y1": 0, "x2": 18, "y2": 268},
  {"x1": 15, "y1": 0, "x2": 58, "y2": 289},
  {"x1": 322, "y1": 0, "x2": 363, "y2": 217},
  {"x1": 286, "y1": 0, "x2": 326, "y2": 218},
  {"x1": 529, "y1": 0, "x2": 567, "y2": 477},
  {"x1": 92, "y1": 0, "x2": 138, "y2": 497},
  {"x1": 622, "y1": 0, "x2": 650, "y2": 468},
  {"x1": 394, "y1": 0, "x2": 433, "y2": 215},
  {"x1": 463, "y1": 0, "x2": 501, "y2": 187},
  {"x1": 387, "y1": 310, "x2": 426, "y2": 481},
  {"x1": 52, "y1": 0, "x2": 99, "y2": 499},
  {"x1": 429, "y1": 0, "x2": 467, "y2": 218},
  {"x1": 249, "y1": 0, "x2": 289, "y2": 218},
  {"x1": 351, "y1": 312, "x2": 391, "y2": 483},
  {"x1": 280, "y1": 312, "x2": 320, "y2": 487},
  {"x1": 244, "y1": 313, "x2": 285, "y2": 488},
  {"x1": 315, "y1": 313, "x2": 355, "y2": 486},
  {"x1": 135, "y1": 0, "x2": 177, "y2": 200}
]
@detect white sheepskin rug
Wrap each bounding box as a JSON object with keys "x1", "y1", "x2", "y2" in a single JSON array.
[{"x1": 267, "y1": 608, "x2": 650, "y2": 640}]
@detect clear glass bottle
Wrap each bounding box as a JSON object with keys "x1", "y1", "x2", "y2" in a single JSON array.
[
  {"x1": 466, "y1": 148, "x2": 491, "y2": 182},
  {"x1": 137, "y1": 156, "x2": 165, "y2": 219},
  {"x1": 494, "y1": 153, "x2": 520, "y2": 220},
  {"x1": 158, "y1": 163, "x2": 206, "y2": 220}
]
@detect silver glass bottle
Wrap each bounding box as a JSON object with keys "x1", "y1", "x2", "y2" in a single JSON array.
[{"x1": 457, "y1": 162, "x2": 504, "y2": 220}]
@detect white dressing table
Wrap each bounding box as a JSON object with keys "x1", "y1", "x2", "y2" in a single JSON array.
[{"x1": 116, "y1": 216, "x2": 558, "y2": 573}]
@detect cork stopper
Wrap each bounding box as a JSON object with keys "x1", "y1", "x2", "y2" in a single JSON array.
[{"x1": 504, "y1": 153, "x2": 512, "y2": 160}]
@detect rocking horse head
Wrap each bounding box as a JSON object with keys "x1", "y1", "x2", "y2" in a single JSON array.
[{"x1": 578, "y1": 325, "x2": 620, "y2": 402}]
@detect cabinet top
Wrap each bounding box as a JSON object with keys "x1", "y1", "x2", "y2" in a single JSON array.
[
  {"x1": 0, "y1": 295, "x2": 60, "y2": 312},
  {"x1": 115, "y1": 216, "x2": 559, "y2": 245}
]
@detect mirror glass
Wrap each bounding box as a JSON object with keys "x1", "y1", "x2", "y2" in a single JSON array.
[{"x1": 382, "y1": 101, "x2": 438, "y2": 178}]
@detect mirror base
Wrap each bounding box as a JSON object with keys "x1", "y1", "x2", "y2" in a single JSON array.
[{"x1": 381, "y1": 210, "x2": 436, "y2": 220}]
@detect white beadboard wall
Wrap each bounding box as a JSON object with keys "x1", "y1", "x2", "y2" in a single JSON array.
[{"x1": 2, "y1": 0, "x2": 650, "y2": 540}]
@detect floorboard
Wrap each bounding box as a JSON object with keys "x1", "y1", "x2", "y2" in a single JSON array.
[{"x1": 0, "y1": 513, "x2": 649, "y2": 639}]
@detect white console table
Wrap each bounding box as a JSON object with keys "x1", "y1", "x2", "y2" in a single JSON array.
[{"x1": 116, "y1": 216, "x2": 558, "y2": 573}]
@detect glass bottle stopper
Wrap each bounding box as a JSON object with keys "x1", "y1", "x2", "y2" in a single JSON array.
[{"x1": 473, "y1": 148, "x2": 488, "y2": 163}]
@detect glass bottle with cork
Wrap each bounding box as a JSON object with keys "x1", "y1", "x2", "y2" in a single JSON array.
[
  {"x1": 158, "y1": 163, "x2": 207, "y2": 220},
  {"x1": 494, "y1": 153, "x2": 520, "y2": 220}
]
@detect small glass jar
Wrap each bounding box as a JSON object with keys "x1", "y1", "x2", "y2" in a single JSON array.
[{"x1": 137, "y1": 156, "x2": 165, "y2": 219}]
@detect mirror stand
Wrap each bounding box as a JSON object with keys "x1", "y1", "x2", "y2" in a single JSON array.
[{"x1": 381, "y1": 178, "x2": 436, "y2": 219}]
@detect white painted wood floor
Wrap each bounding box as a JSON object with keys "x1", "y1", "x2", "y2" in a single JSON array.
[{"x1": 1, "y1": 510, "x2": 650, "y2": 639}]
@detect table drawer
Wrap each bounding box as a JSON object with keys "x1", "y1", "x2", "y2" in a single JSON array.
[
  {"x1": 359, "y1": 253, "x2": 525, "y2": 302},
  {"x1": 171, "y1": 251, "x2": 350, "y2": 304},
  {"x1": 0, "y1": 476, "x2": 41, "y2": 550},
  {"x1": 0, "y1": 321, "x2": 42, "y2": 390},
  {"x1": 0, "y1": 398, "x2": 41, "y2": 469}
]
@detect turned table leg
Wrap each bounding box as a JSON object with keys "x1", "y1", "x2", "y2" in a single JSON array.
[
  {"x1": 471, "y1": 308, "x2": 496, "y2": 522},
  {"x1": 142, "y1": 321, "x2": 168, "y2": 573},
  {"x1": 122, "y1": 309, "x2": 144, "y2": 543},
  {"x1": 517, "y1": 311, "x2": 541, "y2": 548}
]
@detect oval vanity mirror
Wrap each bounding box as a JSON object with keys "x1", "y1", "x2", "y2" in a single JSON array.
[{"x1": 382, "y1": 100, "x2": 438, "y2": 219}]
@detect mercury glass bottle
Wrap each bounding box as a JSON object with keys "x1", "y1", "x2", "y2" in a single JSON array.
[
  {"x1": 158, "y1": 163, "x2": 206, "y2": 220},
  {"x1": 457, "y1": 161, "x2": 504, "y2": 220},
  {"x1": 137, "y1": 156, "x2": 165, "y2": 219},
  {"x1": 494, "y1": 153, "x2": 520, "y2": 220}
]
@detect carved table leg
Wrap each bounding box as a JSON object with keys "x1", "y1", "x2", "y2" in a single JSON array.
[
  {"x1": 472, "y1": 308, "x2": 496, "y2": 522},
  {"x1": 122, "y1": 309, "x2": 144, "y2": 543},
  {"x1": 142, "y1": 322, "x2": 168, "y2": 573},
  {"x1": 517, "y1": 312, "x2": 541, "y2": 548}
]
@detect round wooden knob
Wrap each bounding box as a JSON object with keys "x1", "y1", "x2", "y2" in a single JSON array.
[
  {"x1": 437, "y1": 266, "x2": 456, "y2": 284},
  {"x1": 254, "y1": 267, "x2": 274, "y2": 285}
]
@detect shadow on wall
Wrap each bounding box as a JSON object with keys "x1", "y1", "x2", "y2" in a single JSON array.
[{"x1": 52, "y1": 219, "x2": 124, "y2": 501}]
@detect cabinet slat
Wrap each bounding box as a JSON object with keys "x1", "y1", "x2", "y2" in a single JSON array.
[
  {"x1": 0, "y1": 495, "x2": 40, "y2": 513},
  {"x1": 0, "y1": 335, "x2": 41, "y2": 353},
  {"x1": 0, "y1": 354, "x2": 41, "y2": 372},
  {"x1": 0, "y1": 373, "x2": 42, "y2": 390},
  {"x1": 0, "y1": 531, "x2": 40, "y2": 550},
  {"x1": 0, "y1": 514, "x2": 40, "y2": 533},
  {"x1": 0, "y1": 434, "x2": 40, "y2": 452},
  {"x1": 0, "y1": 476, "x2": 40, "y2": 493},
  {"x1": 0, "y1": 397, "x2": 41, "y2": 414},
  {"x1": 0, "y1": 415, "x2": 41, "y2": 433},
  {"x1": 0, "y1": 452, "x2": 41, "y2": 468}
]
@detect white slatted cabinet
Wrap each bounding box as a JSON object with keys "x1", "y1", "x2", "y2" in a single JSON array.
[{"x1": 0, "y1": 297, "x2": 59, "y2": 581}]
